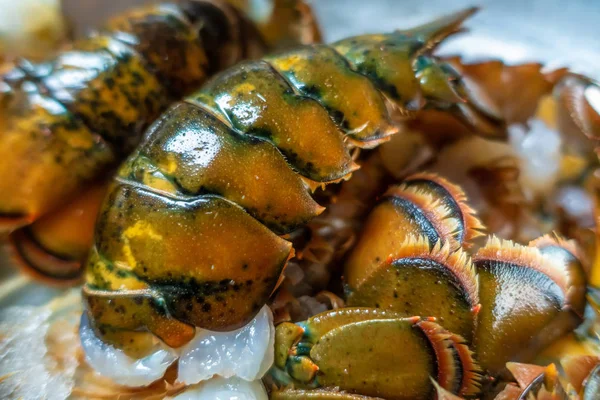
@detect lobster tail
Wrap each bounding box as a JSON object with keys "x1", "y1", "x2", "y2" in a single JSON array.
[
  {"x1": 332, "y1": 8, "x2": 506, "y2": 139},
  {"x1": 83, "y1": 9, "x2": 497, "y2": 356},
  {"x1": 3, "y1": 0, "x2": 322, "y2": 284},
  {"x1": 0, "y1": 1, "x2": 266, "y2": 230}
]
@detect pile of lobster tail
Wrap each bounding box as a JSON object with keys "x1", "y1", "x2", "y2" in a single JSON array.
[
  {"x1": 2, "y1": 3, "x2": 599, "y2": 399},
  {"x1": 0, "y1": 0, "x2": 320, "y2": 282},
  {"x1": 269, "y1": 173, "x2": 588, "y2": 399},
  {"x1": 79, "y1": 6, "x2": 508, "y2": 385}
]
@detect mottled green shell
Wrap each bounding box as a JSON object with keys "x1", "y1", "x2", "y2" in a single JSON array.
[{"x1": 269, "y1": 308, "x2": 481, "y2": 399}]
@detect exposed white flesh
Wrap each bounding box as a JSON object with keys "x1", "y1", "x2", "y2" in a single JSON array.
[
  {"x1": 177, "y1": 305, "x2": 275, "y2": 384},
  {"x1": 0, "y1": 291, "x2": 79, "y2": 400},
  {"x1": 173, "y1": 377, "x2": 268, "y2": 400},
  {"x1": 79, "y1": 313, "x2": 178, "y2": 387}
]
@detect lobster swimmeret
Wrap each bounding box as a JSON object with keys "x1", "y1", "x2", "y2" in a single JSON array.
[{"x1": 0, "y1": 0, "x2": 320, "y2": 282}]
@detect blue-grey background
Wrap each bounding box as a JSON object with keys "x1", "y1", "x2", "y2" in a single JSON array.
[
  {"x1": 62, "y1": 0, "x2": 600, "y2": 77},
  {"x1": 1, "y1": 0, "x2": 599, "y2": 306}
]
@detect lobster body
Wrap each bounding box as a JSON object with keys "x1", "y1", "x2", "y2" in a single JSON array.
[{"x1": 83, "y1": 8, "x2": 504, "y2": 350}]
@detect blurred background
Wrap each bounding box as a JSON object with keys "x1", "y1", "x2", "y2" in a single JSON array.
[
  {"x1": 0, "y1": 0, "x2": 599, "y2": 306},
  {"x1": 60, "y1": 0, "x2": 600, "y2": 77}
]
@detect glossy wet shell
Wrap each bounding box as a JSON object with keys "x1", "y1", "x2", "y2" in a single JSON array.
[
  {"x1": 0, "y1": 91, "x2": 114, "y2": 226},
  {"x1": 85, "y1": 8, "x2": 501, "y2": 349},
  {"x1": 190, "y1": 61, "x2": 357, "y2": 183},
  {"x1": 9, "y1": 182, "x2": 109, "y2": 282},
  {"x1": 87, "y1": 183, "x2": 291, "y2": 333},
  {"x1": 346, "y1": 239, "x2": 479, "y2": 343},
  {"x1": 104, "y1": 3, "x2": 211, "y2": 97},
  {"x1": 122, "y1": 102, "x2": 324, "y2": 234},
  {"x1": 0, "y1": 0, "x2": 265, "y2": 227},
  {"x1": 344, "y1": 174, "x2": 482, "y2": 304},
  {"x1": 343, "y1": 175, "x2": 482, "y2": 347},
  {"x1": 473, "y1": 238, "x2": 573, "y2": 374},
  {"x1": 267, "y1": 45, "x2": 397, "y2": 146},
  {"x1": 312, "y1": 319, "x2": 436, "y2": 398},
  {"x1": 338, "y1": 172, "x2": 587, "y2": 393}
]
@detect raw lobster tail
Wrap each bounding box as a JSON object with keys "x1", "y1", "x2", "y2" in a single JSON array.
[
  {"x1": 345, "y1": 236, "x2": 480, "y2": 343},
  {"x1": 343, "y1": 172, "x2": 484, "y2": 296},
  {"x1": 0, "y1": 0, "x2": 265, "y2": 229},
  {"x1": 83, "y1": 8, "x2": 504, "y2": 353},
  {"x1": 2, "y1": 0, "x2": 320, "y2": 283}
]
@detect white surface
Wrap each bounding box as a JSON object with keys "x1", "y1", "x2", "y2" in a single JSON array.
[
  {"x1": 79, "y1": 313, "x2": 178, "y2": 387},
  {"x1": 173, "y1": 377, "x2": 268, "y2": 400},
  {"x1": 178, "y1": 305, "x2": 275, "y2": 384},
  {"x1": 0, "y1": 303, "x2": 78, "y2": 399}
]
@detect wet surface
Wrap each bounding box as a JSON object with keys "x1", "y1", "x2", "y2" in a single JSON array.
[{"x1": 1, "y1": 0, "x2": 599, "y2": 307}]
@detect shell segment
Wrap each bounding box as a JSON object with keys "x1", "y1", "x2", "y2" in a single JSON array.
[
  {"x1": 266, "y1": 44, "x2": 397, "y2": 147},
  {"x1": 344, "y1": 173, "x2": 483, "y2": 290},
  {"x1": 41, "y1": 35, "x2": 170, "y2": 153},
  {"x1": 473, "y1": 237, "x2": 577, "y2": 374},
  {"x1": 0, "y1": 90, "x2": 114, "y2": 224},
  {"x1": 331, "y1": 7, "x2": 505, "y2": 138},
  {"x1": 122, "y1": 102, "x2": 324, "y2": 234},
  {"x1": 530, "y1": 234, "x2": 588, "y2": 319},
  {"x1": 189, "y1": 61, "x2": 357, "y2": 183},
  {"x1": 345, "y1": 236, "x2": 480, "y2": 343},
  {"x1": 85, "y1": 182, "x2": 292, "y2": 335},
  {"x1": 9, "y1": 182, "x2": 109, "y2": 283},
  {"x1": 402, "y1": 173, "x2": 485, "y2": 245},
  {"x1": 269, "y1": 308, "x2": 481, "y2": 400},
  {"x1": 104, "y1": 4, "x2": 210, "y2": 97}
]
